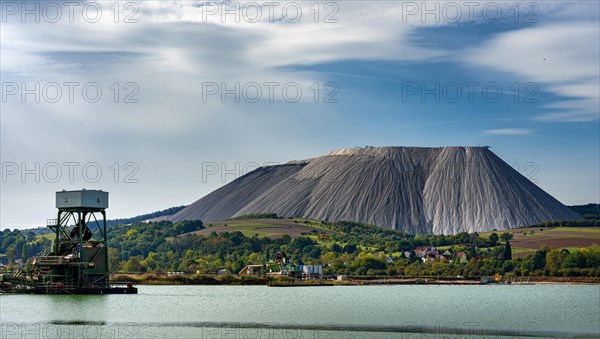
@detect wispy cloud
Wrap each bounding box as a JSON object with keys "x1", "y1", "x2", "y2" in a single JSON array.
[
  {"x1": 463, "y1": 22, "x2": 599, "y2": 122},
  {"x1": 482, "y1": 128, "x2": 535, "y2": 136}
]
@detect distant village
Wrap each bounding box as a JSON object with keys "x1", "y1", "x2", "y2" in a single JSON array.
[
  {"x1": 410, "y1": 245, "x2": 475, "y2": 264},
  {"x1": 236, "y1": 246, "x2": 478, "y2": 279}
]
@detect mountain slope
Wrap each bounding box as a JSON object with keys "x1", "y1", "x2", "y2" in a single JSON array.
[
  {"x1": 169, "y1": 164, "x2": 305, "y2": 222},
  {"x1": 169, "y1": 146, "x2": 581, "y2": 234}
]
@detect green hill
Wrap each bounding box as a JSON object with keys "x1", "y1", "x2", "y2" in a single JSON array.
[{"x1": 2, "y1": 218, "x2": 599, "y2": 278}]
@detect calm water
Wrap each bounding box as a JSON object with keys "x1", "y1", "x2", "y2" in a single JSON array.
[{"x1": 1, "y1": 284, "x2": 599, "y2": 338}]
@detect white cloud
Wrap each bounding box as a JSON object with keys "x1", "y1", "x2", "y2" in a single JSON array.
[
  {"x1": 482, "y1": 128, "x2": 535, "y2": 136},
  {"x1": 0, "y1": 1, "x2": 449, "y2": 138},
  {"x1": 464, "y1": 23, "x2": 600, "y2": 122},
  {"x1": 1, "y1": 1, "x2": 598, "y2": 227}
]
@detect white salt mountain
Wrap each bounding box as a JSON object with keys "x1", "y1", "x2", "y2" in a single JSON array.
[{"x1": 169, "y1": 147, "x2": 580, "y2": 234}]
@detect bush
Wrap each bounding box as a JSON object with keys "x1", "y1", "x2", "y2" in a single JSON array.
[
  {"x1": 217, "y1": 274, "x2": 238, "y2": 284},
  {"x1": 355, "y1": 267, "x2": 367, "y2": 276}
]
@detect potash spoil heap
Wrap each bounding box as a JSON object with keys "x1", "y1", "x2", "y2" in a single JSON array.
[{"x1": 169, "y1": 146, "x2": 580, "y2": 234}]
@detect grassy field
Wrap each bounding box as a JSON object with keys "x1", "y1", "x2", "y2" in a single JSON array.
[
  {"x1": 33, "y1": 233, "x2": 55, "y2": 244},
  {"x1": 35, "y1": 233, "x2": 54, "y2": 240},
  {"x1": 190, "y1": 219, "x2": 330, "y2": 239}
]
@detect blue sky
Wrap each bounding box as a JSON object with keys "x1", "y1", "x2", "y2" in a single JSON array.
[{"x1": 1, "y1": 1, "x2": 598, "y2": 228}]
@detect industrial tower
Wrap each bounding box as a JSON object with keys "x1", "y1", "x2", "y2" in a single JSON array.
[{"x1": 28, "y1": 190, "x2": 135, "y2": 294}]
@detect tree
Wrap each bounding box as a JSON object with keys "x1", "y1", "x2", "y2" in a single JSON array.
[
  {"x1": 7, "y1": 247, "x2": 15, "y2": 265},
  {"x1": 332, "y1": 259, "x2": 345, "y2": 273},
  {"x1": 545, "y1": 249, "x2": 565, "y2": 275},
  {"x1": 488, "y1": 233, "x2": 499, "y2": 246},
  {"x1": 123, "y1": 256, "x2": 143, "y2": 273},
  {"x1": 108, "y1": 248, "x2": 121, "y2": 272},
  {"x1": 502, "y1": 240, "x2": 512, "y2": 260},
  {"x1": 331, "y1": 243, "x2": 342, "y2": 253},
  {"x1": 523, "y1": 247, "x2": 548, "y2": 272},
  {"x1": 142, "y1": 252, "x2": 160, "y2": 272},
  {"x1": 500, "y1": 233, "x2": 513, "y2": 242},
  {"x1": 343, "y1": 244, "x2": 357, "y2": 254},
  {"x1": 353, "y1": 256, "x2": 386, "y2": 271},
  {"x1": 562, "y1": 248, "x2": 600, "y2": 269},
  {"x1": 21, "y1": 244, "x2": 28, "y2": 261}
]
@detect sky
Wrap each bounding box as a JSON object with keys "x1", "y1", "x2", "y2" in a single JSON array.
[{"x1": 1, "y1": 1, "x2": 599, "y2": 229}]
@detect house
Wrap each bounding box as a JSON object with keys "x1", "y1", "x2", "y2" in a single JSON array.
[
  {"x1": 302, "y1": 265, "x2": 323, "y2": 275},
  {"x1": 412, "y1": 246, "x2": 473, "y2": 264},
  {"x1": 386, "y1": 256, "x2": 394, "y2": 264},
  {"x1": 422, "y1": 253, "x2": 438, "y2": 263},
  {"x1": 415, "y1": 246, "x2": 436, "y2": 257}
]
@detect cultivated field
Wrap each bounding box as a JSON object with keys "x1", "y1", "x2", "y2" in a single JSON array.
[{"x1": 482, "y1": 227, "x2": 600, "y2": 257}]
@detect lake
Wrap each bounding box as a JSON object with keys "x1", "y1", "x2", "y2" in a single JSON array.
[{"x1": 1, "y1": 284, "x2": 599, "y2": 338}]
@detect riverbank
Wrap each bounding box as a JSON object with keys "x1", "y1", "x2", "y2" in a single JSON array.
[{"x1": 111, "y1": 273, "x2": 600, "y2": 286}]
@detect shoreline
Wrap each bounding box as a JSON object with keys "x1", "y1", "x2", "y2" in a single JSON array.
[
  {"x1": 111, "y1": 274, "x2": 600, "y2": 286},
  {"x1": 3, "y1": 276, "x2": 597, "y2": 294}
]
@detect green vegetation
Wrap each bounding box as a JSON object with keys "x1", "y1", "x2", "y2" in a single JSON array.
[
  {"x1": 0, "y1": 229, "x2": 51, "y2": 264},
  {"x1": 229, "y1": 213, "x2": 280, "y2": 220},
  {"x1": 569, "y1": 204, "x2": 600, "y2": 220},
  {"x1": 2, "y1": 219, "x2": 599, "y2": 278}
]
